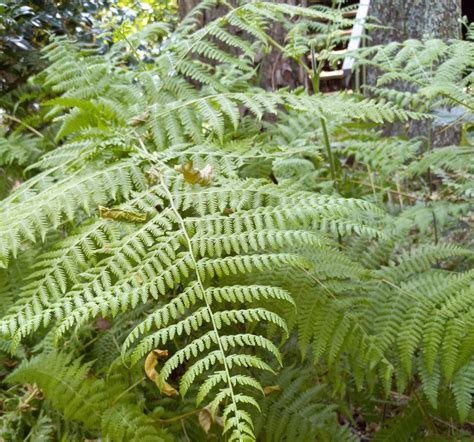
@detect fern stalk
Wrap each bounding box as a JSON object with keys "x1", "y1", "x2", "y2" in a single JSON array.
[
  {"x1": 425, "y1": 116, "x2": 439, "y2": 244},
  {"x1": 310, "y1": 46, "x2": 323, "y2": 93},
  {"x1": 2, "y1": 114, "x2": 44, "y2": 138},
  {"x1": 159, "y1": 173, "x2": 247, "y2": 442},
  {"x1": 321, "y1": 117, "x2": 338, "y2": 187},
  {"x1": 308, "y1": 47, "x2": 338, "y2": 189}
]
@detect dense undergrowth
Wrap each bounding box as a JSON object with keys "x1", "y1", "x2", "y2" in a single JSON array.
[{"x1": 0, "y1": 1, "x2": 473, "y2": 441}]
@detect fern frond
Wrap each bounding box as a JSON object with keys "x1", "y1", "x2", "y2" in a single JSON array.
[
  {"x1": 6, "y1": 351, "x2": 171, "y2": 441},
  {"x1": 254, "y1": 367, "x2": 357, "y2": 442},
  {"x1": 0, "y1": 160, "x2": 145, "y2": 268}
]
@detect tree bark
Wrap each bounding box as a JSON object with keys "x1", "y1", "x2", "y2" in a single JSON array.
[
  {"x1": 368, "y1": 0, "x2": 463, "y2": 146},
  {"x1": 176, "y1": 0, "x2": 306, "y2": 90},
  {"x1": 369, "y1": 0, "x2": 462, "y2": 44},
  {"x1": 258, "y1": 0, "x2": 307, "y2": 90},
  {"x1": 178, "y1": 0, "x2": 229, "y2": 23},
  {"x1": 178, "y1": 0, "x2": 200, "y2": 20}
]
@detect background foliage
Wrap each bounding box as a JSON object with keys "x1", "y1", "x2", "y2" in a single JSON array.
[{"x1": 0, "y1": 0, "x2": 177, "y2": 92}]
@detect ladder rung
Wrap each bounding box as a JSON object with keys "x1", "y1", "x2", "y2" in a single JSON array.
[
  {"x1": 337, "y1": 29, "x2": 353, "y2": 36},
  {"x1": 307, "y1": 49, "x2": 347, "y2": 61},
  {"x1": 342, "y1": 10, "x2": 358, "y2": 18},
  {"x1": 330, "y1": 49, "x2": 347, "y2": 56},
  {"x1": 319, "y1": 69, "x2": 344, "y2": 80}
]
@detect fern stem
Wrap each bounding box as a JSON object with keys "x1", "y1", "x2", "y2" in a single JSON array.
[
  {"x1": 220, "y1": 0, "x2": 235, "y2": 10},
  {"x1": 425, "y1": 117, "x2": 439, "y2": 244},
  {"x1": 2, "y1": 114, "x2": 44, "y2": 138},
  {"x1": 413, "y1": 390, "x2": 437, "y2": 436},
  {"x1": 155, "y1": 408, "x2": 202, "y2": 424},
  {"x1": 367, "y1": 165, "x2": 377, "y2": 200},
  {"x1": 112, "y1": 377, "x2": 146, "y2": 405},
  {"x1": 395, "y1": 174, "x2": 404, "y2": 209},
  {"x1": 378, "y1": 278, "x2": 419, "y2": 302},
  {"x1": 151, "y1": 92, "x2": 249, "y2": 121},
  {"x1": 20, "y1": 386, "x2": 40, "y2": 408},
  {"x1": 440, "y1": 93, "x2": 474, "y2": 112},
  {"x1": 426, "y1": 119, "x2": 433, "y2": 194},
  {"x1": 432, "y1": 210, "x2": 439, "y2": 245},
  {"x1": 316, "y1": 176, "x2": 422, "y2": 201},
  {"x1": 181, "y1": 420, "x2": 191, "y2": 442},
  {"x1": 321, "y1": 117, "x2": 337, "y2": 188},
  {"x1": 307, "y1": 45, "x2": 337, "y2": 190},
  {"x1": 310, "y1": 47, "x2": 323, "y2": 93},
  {"x1": 264, "y1": 33, "x2": 313, "y2": 79},
  {"x1": 159, "y1": 175, "x2": 245, "y2": 442},
  {"x1": 111, "y1": 24, "x2": 145, "y2": 67},
  {"x1": 298, "y1": 265, "x2": 337, "y2": 300}
]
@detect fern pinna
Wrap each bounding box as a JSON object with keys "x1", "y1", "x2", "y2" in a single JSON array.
[{"x1": 1, "y1": 2, "x2": 473, "y2": 441}]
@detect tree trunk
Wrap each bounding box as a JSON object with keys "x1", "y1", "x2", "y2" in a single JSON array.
[
  {"x1": 368, "y1": 0, "x2": 463, "y2": 146},
  {"x1": 258, "y1": 0, "x2": 306, "y2": 90},
  {"x1": 178, "y1": 0, "x2": 200, "y2": 20},
  {"x1": 369, "y1": 0, "x2": 462, "y2": 44},
  {"x1": 176, "y1": 0, "x2": 305, "y2": 90},
  {"x1": 177, "y1": 0, "x2": 228, "y2": 23}
]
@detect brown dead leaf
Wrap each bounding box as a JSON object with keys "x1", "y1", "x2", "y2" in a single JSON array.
[
  {"x1": 95, "y1": 317, "x2": 111, "y2": 330},
  {"x1": 144, "y1": 349, "x2": 178, "y2": 397},
  {"x1": 198, "y1": 407, "x2": 212, "y2": 433},
  {"x1": 198, "y1": 405, "x2": 224, "y2": 433}
]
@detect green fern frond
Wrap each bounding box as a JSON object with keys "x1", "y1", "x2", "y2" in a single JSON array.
[
  {"x1": 0, "y1": 161, "x2": 146, "y2": 268},
  {"x1": 6, "y1": 351, "x2": 171, "y2": 441},
  {"x1": 254, "y1": 367, "x2": 357, "y2": 442}
]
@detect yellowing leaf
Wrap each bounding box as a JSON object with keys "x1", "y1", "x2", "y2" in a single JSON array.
[
  {"x1": 128, "y1": 112, "x2": 148, "y2": 126},
  {"x1": 135, "y1": 273, "x2": 144, "y2": 284},
  {"x1": 144, "y1": 349, "x2": 178, "y2": 397},
  {"x1": 263, "y1": 385, "x2": 282, "y2": 395},
  {"x1": 99, "y1": 206, "x2": 147, "y2": 223},
  {"x1": 175, "y1": 162, "x2": 213, "y2": 185}
]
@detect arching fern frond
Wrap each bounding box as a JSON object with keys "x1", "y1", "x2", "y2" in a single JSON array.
[
  {"x1": 0, "y1": 160, "x2": 146, "y2": 268},
  {"x1": 1, "y1": 166, "x2": 382, "y2": 440},
  {"x1": 6, "y1": 351, "x2": 172, "y2": 442},
  {"x1": 254, "y1": 367, "x2": 357, "y2": 442}
]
